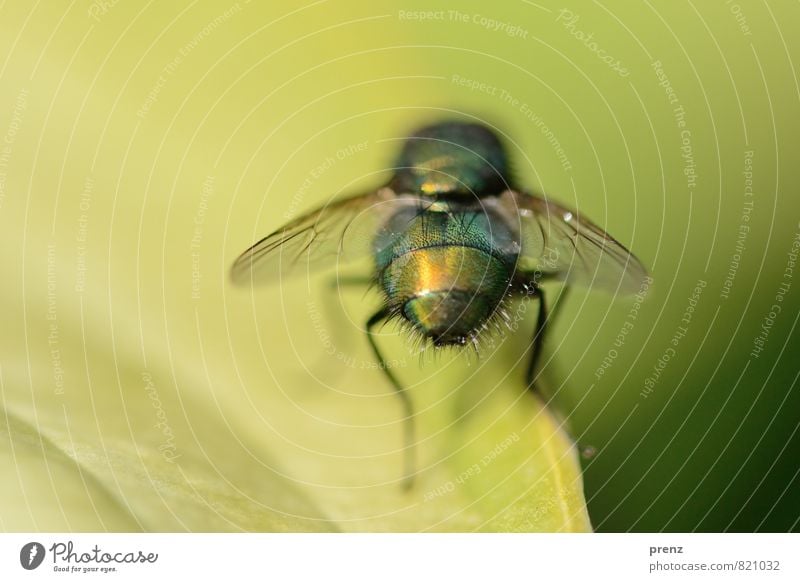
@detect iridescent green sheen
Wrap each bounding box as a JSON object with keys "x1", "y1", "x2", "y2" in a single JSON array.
[
  {"x1": 375, "y1": 208, "x2": 516, "y2": 269},
  {"x1": 386, "y1": 247, "x2": 509, "y2": 344},
  {"x1": 389, "y1": 122, "x2": 511, "y2": 197},
  {"x1": 377, "y1": 209, "x2": 517, "y2": 345}
]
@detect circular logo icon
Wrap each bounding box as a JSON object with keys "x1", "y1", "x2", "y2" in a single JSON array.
[{"x1": 20, "y1": 542, "x2": 46, "y2": 570}]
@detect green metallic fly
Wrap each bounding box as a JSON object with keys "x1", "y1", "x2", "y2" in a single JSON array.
[{"x1": 231, "y1": 121, "x2": 648, "y2": 488}]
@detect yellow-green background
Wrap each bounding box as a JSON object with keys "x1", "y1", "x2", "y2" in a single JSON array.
[{"x1": 0, "y1": 0, "x2": 797, "y2": 532}]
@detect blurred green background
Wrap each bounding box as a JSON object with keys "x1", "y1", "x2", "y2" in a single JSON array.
[{"x1": 0, "y1": 0, "x2": 797, "y2": 532}]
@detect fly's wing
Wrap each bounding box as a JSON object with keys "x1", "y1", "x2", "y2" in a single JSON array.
[
  {"x1": 231, "y1": 187, "x2": 416, "y2": 285},
  {"x1": 492, "y1": 190, "x2": 649, "y2": 294}
]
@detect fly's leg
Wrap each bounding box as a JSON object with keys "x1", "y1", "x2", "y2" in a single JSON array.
[
  {"x1": 524, "y1": 285, "x2": 570, "y2": 392},
  {"x1": 366, "y1": 308, "x2": 415, "y2": 491},
  {"x1": 325, "y1": 274, "x2": 373, "y2": 322},
  {"x1": 330, "y1": 275, "x2": 374, "y2": 288},
  {"x1": 307, "y1": 275, "x2": 372, "y2": 378},
  {"x1": 525, "y1": 288, "x2": 548, "y2": 393}
]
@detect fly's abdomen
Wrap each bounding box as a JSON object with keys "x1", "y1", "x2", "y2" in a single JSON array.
[{"x1": 380, "y1": 246, "x2": 511, "y2": 345}]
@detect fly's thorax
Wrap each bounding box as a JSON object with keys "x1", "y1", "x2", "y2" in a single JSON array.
[
  {"x1": 373, "y1": 205, "x2": 520, "y2": 269},
  {"x1": 389, "y1": 122, "x2": 511, "y2": 197}
]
